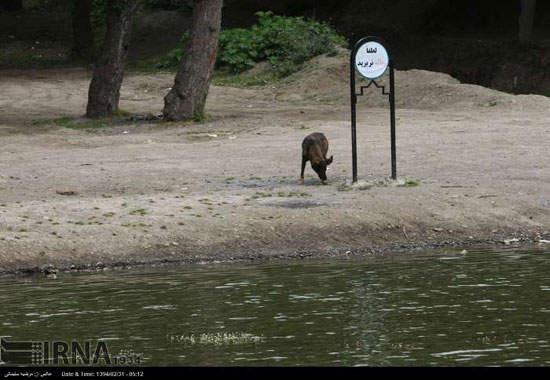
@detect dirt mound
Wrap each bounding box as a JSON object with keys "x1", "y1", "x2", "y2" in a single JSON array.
[{"x1": 272, "y1": 48, "x2": 550, "y2": 112}]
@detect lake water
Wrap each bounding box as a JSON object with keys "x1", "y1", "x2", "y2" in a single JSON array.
[{"x1": 1, "y1": 245, "x2": 550, "y2": 366}]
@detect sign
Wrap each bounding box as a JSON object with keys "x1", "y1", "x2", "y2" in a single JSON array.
[
  {"x1": 354, "y1": 41, "x2": 389, "y2": 80},
  {"x1": 350, "y1": 37, "x2": 397, "y2": 182}
]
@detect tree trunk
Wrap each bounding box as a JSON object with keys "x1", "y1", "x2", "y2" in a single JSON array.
[
  {"x1": 71, "y1": 0, "x2": 94, "y2": 61},
  {"x1": 86, "y1": 0, "x2": 139, "y2": 118},
  {"x1": 0, "y1": 0, "x2": 22, "y2": 11},
  {"x1": 163, "y1": 0, "x2": 223, "y2": 121},
  {"x1": 519, "y1": 0, "x2": 537, "y2": 44}
]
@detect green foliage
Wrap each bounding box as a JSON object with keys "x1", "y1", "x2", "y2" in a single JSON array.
[
  {"x1": 164, "y1": 11, "x2": 345, "y2": 77},
  {"x1": 337, "y1": 184, "x2": 353, "y2": 192},
  {"x1": 399, "y1": 179, "x2": 420, "y2": 187},
  {"x1": 161, "y1": 31, "x2": 190, "y2": 68},
  {"x1": 130, "y1": 208, "x2": 148, "y2": 216},
  {"x1": 217, "y1": 27, "x2": 263, "y2": 73},
  {"x1": 165, "y1": 48, "x2": 184, "y2": 66},
  {"x1": 218, "y1": 11, "x2": 345, "y2": 76},
  {"x1": 192, "y1": 109, "x2": 208, "y2": 122},
  {"x1": 43, "y1": 116, "x2": 110, "y2": 131},
  {"x1": 91, "y1": 0, "x2": 107, "y2": 28},
  {"x1": 89, "y1": 0, "x2": 107, "y2": 55}
]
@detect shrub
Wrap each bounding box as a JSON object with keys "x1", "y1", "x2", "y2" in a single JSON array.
[
  {"x1": 161, "y1": 31, "x2": 190, "y2": 68},
  {"x1": 164, "y1": 11, "x2": 345, "y2": 76},
  {"x1": 217, "y1": 28, "x2": 262, "y2": 73},
  {"x1": 91, "y1": 0, "x2": 106, "y2": 27},
  {"x1": 218, "y1": 11, "x2": 345, "y2": 76}
]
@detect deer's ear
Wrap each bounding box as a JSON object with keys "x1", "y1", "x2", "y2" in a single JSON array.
[{"x1": 326, "y1": 155, "x2": 333, "y2": 165}]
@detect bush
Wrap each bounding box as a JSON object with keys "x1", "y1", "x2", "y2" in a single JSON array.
[
  {"x1": 217, "y1": 28, "x2": 262, "y2": 73},
  {"x1": 164, "y1": 11, "x2": 345, "y2": 76},
  {"x1": 161, "y1": 31, "x2": 190, "y2": 68},
  {"x1": 218, "y1": 11, "x2": 345, "y2": 76}
]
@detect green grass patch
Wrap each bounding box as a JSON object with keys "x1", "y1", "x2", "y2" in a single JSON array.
[
  {"x1": 399, "y1": 179, "x2": 421, "y2": 188},
  {"x1": 337, "y1": 184, "x2": 353, "y2": 192},
  {"x1": 122, "y1": 223, "x2": 151, "y2": 228},
  {"x1": 129, "y1": 208, "x2": 148, "y2": 216},
  {"x1": 251, "y1": 192, "x2": 273, "y2": 199},
  {"x1": 192, "y1": 109, "x2": 211, "y2": 122},
  {"x1": 198, "y1": 199, "x2": 214, "y2": 205},
  {"x1": 276, "y1": 191, "x2": 311, "y2": 198}
]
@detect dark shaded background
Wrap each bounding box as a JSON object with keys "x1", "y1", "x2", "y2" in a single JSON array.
[{"x1": 1, "y1": 0, "x2": 549, "y2": 95}]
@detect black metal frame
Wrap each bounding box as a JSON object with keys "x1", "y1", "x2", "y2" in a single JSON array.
[{"x1": 350, "y1": 36, "x2": 397, "y2": 183}]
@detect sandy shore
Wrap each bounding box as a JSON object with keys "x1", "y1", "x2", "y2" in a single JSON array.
[{"x1": 1, "y1": 56, "x2": 549, "y2": 274}]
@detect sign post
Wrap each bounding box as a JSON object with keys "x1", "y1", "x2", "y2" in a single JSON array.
[{"x1": 350, "y1": 36, "x2": 397, "y2": 182}]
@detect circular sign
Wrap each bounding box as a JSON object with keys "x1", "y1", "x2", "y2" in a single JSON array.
[{"x1": 354, "y1": 41, "x2": 389, "y2": 80}]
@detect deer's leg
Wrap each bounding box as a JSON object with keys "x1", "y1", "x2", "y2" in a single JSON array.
[{"x1": 300, "y1": 156, "x2": 307, "y2": 184}]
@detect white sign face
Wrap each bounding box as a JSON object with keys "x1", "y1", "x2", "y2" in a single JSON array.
[{"x1": 354, "y1": 41, "x2": 389, "y2": 80}]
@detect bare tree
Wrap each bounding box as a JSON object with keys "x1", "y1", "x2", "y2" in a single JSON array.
[
  {"x1": 163, "y1": 0, "x2": 223, "y2": 121},
  {"x1": 71, "y1": 0, "x2": 94, "y2": 61},
  {"x1": 519, "y1": 0, "x2": 537, "y2": 44},
  {"x1": 86, "y1": 0, "x2": 140, "y2": 118}
]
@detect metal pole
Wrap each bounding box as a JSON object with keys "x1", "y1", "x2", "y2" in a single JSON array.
[
  {"x1": 350, "y1": 47, "x2": 358, "y2": 183},
  {"x1": 389, "y1": 60, "x2": 397, "y2": 180}
]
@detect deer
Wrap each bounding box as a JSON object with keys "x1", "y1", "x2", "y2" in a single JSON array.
[{"x1": 301, "y1": 132, "x2": 333, "y2": 185}]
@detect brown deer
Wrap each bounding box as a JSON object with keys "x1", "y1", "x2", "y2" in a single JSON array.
[{"x1": 301, "y1": 132, "x2": 333, "y2": 185}]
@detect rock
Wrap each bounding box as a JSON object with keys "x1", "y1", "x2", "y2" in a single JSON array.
[
  {"x1": 503, "y1": 238, "x2": 520, "y2": 245},
  {"x1": 352, "y1": 180, "x2": 372, "y2": 190}
]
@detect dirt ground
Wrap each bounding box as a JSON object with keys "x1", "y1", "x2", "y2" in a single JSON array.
[{"x1": 1, "y1": 51, "x2": 549, "y2": 273}]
